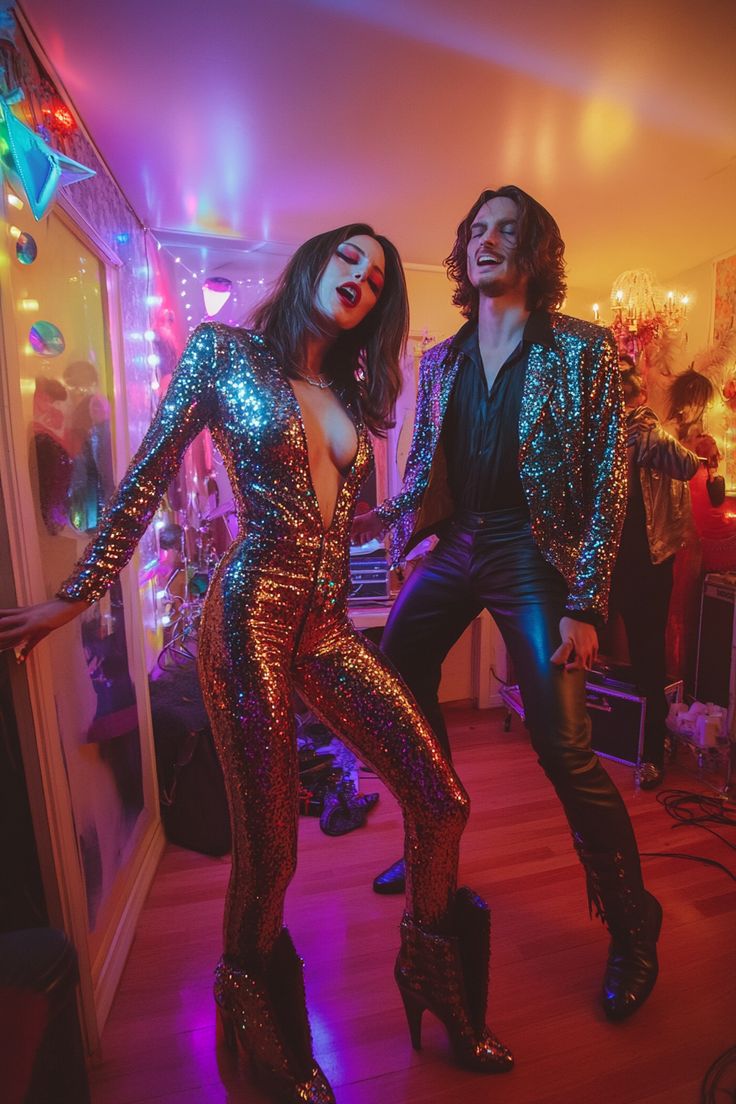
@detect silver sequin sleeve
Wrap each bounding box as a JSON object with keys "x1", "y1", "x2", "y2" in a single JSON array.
[
  {"x1": 562, "y1": 326, "x2": 626, "y2": 619},
  {"x1": 57, "y1": 324, "x2": 219, "y2": 603}
]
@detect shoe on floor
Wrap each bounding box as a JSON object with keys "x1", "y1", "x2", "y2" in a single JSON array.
[
  {"x1": 638, "y1": 763, "x2": 665, "y2": 790},
  {"x1": 372, "y1": 857, "x2": 405, "y2": 895}
]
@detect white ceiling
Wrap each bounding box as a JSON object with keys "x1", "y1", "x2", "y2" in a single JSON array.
[{"x1": 19, "y1": 0, "x2": 736, "y2": 297}]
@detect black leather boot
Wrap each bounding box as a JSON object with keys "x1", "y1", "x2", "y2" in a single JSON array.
[
  {"x1": 573, "y1": 835, "x2": 662, "y2": 1021},
  {"x1": 373, "y1": 856, "x2": 406, "y2": 894},
  {"x1": 214, "y1": 929, "x2": 335, "y2": 1103},
  {"x1": 394, "y1": 888, "x2": 514, "y2": 1073}
]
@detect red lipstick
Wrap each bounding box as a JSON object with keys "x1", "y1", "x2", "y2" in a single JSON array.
[{"x1": 337, "y1": 282, "x2": 362, "y2": 308}]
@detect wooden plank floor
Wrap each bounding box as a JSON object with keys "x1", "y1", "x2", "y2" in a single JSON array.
[{"x1": 89, "y1": 706, "x2": 736, "y2": 1104}]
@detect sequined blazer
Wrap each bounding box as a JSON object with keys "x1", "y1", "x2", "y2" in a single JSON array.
[{"x1": 375, "y1": 314, "x2": 627, "y2": 621}]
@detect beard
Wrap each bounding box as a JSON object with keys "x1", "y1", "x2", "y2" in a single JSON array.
[
  {"x1": 471, "y1": 256, "x2": 528, "y2": 303},
  {"x1": 477, "y1": 274, "x2": 510, "y2": 298},
  {"x1": 476, "y1": 269, "x2": 519, "y2": 299}
]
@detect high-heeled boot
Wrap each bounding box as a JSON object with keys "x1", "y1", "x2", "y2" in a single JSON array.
[
  {"x1": 573, "y1": 835, "x2": 663, "y2": 1022},
  {"x1": 214, "y1": 928, "x2": 335, "y2": 1103},
  {"x1": 394, "y1": 887, "x2": 514, "y2": 1073}
]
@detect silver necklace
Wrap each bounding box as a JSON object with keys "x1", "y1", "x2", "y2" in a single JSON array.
[{"x1": 294, "y1": 370, "x2": 331, "y2": 390}]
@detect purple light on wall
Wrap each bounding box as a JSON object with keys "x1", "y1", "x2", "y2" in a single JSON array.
[{"x1": 202, "y1": 276, "x2": 232, "y2": 317}]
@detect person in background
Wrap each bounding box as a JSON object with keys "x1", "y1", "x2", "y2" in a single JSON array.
[
  {"x1": 666, "y1": 366, "x2": 714, "y2": 448},
  {"x1": 354, "y1": 185, "x2": 662, "y2": 1023},
  {"x1": 611, "y1": 358, "x2": 700, "y2": 788},
  {"x1": 0, "y1": 224, "x2": 514, "y2": 1104},
  {"x1": 665, "y1": 364, "x2": 722, "y2": 502}
]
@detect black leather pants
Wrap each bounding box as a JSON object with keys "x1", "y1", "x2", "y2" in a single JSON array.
[{"x1": 382, "y1": 508, "x2": 643, "y2": 874}]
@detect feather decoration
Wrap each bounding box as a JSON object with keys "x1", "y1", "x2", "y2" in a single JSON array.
[
  {"x1": 640, "y1": 327, "x2": 687, "y2": 379},
  {"x1": 691, "y1": 327, "x2": 736, "y2": 387}
]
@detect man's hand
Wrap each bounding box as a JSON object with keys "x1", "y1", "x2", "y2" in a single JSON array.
[
  {"x1": 351, "y1": 508, "x2": 386, "y2": 546},
  {"x1": 550, "y1": 616, "x2": 598, "y2": 671}
]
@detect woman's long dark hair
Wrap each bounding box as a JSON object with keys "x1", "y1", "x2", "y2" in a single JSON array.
[
  {"x1": 250, "y1": 223, "x2": 408, "y2": 435},
  {"x1": 445, "y1": 185, "x2": 567, "y2": 320}
]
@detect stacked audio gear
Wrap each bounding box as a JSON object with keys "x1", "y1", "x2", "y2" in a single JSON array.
[{"x1": 348, "y1": 539, "x2": 390, "y2": 604}]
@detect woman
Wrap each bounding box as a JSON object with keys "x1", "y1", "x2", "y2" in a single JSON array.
[{"x1": 0, "y1": 225, "x2": 513, "y2": 1103}]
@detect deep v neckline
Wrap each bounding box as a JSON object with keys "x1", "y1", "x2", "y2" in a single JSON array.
[{"x1": 285, "y1": 376, "x2": 362, "y2": 533}]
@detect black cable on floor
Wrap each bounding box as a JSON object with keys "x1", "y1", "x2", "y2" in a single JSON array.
[
  {"x1": 640, "y1": 850, "x2": 736, "y2": 882},
  {"x1": 640, "y1": 787, "x2": 736, "y2": 882},
  {"x1": 701, "y1": 1042, "x2": 736, "y2": 1103}
]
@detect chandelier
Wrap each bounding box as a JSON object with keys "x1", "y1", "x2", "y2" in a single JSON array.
[
  {"x1": 593, "y1": 269, "x2": 689, "y2": 358},
  {"x1": 610, "y1": 269, "x2": 688, "y2": 329}
]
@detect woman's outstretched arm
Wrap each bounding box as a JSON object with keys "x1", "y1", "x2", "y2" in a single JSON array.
[
  {"x1": 0, "y1": 597, "x2": 90, "y2": 661},
  {"x1": 0, "y1": 324, "x2": 220, "y2": 659}
]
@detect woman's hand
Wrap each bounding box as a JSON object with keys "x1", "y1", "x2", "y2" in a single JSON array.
[
  {"x1": 550, "y1": 617, "x2": 598, "y2": 671},
  {"x1": 0, "y1": 597, "x2": 90, "y2": 662},
  {"x1": 351, "y1": 508, "x2": 386, "y2": 546}
]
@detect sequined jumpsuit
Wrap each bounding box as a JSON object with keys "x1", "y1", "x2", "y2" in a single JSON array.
[{"x1": 59, "y1": 323, "x2": 468, "y2": 960}]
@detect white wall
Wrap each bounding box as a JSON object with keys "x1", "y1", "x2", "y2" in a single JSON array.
[{"x1": 404, "y1": 266, "x2": 462, "y2": 342}]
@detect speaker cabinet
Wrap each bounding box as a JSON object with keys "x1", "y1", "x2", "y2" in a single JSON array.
[{"x1": 695, "y1": 572, "x2": 736, "y2": 736}]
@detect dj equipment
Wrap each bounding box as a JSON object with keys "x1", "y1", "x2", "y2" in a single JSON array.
[
  {"x1": 695, "y1": 572, "x2": 736, "y2": 737},
  {"x1": 348, "y1": 540, "x2": 390, "y2": 604}
]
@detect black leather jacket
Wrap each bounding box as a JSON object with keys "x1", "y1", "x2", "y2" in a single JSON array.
[{"x1": 626, "y1": 405, "x2": 699, "y2": 563}]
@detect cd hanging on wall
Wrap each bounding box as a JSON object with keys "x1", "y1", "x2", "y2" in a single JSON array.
[
  {"x1": 29, "y1": 321, "x2": 65, "y2": 358},
  {"x1": 16, "y1": 231, "x2": 38, "y2": 264}
]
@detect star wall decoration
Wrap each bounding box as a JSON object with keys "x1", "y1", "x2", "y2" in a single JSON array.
[{"x1": 0, "y1": 84, "x2": 95, "y2": 220}]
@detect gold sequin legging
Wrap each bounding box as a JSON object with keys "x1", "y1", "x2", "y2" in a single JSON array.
[{"x1": 198, "y1": 538, "x2": 469, "y2": 963}]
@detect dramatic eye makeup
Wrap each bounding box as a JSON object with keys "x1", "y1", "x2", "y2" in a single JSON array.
[
  {"x1": 367, "y1": 271, "x2": 384, "y2": 296},
  {"x1": 336, "y1": 241, "x2": 384, "y2": 297},
  {"x1": 337, "y1": 243, "x2": 362, "y2": 265}
]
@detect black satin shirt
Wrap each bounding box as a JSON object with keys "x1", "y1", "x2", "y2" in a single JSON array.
[{"x1": 443, "y1": 311, "x2": 553, "y2": 512}]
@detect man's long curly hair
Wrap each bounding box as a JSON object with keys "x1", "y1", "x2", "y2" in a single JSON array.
[{"x1": 445, "y1": 185, "x2": 567, "y2": 320}]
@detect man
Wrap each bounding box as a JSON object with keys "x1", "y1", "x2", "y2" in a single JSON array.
[
  {"x1": 610, "y1": 358, "x2": 700, "y2": 789},
  {"x1": 353, "y1": 186, "x2": 661, "y2": 1021}
]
